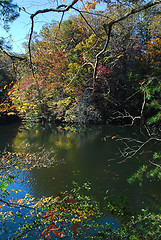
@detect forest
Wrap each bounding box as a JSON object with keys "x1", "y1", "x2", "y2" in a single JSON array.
[{"x1": 0, "y1": 0, "x2": 161, "y2": 239}]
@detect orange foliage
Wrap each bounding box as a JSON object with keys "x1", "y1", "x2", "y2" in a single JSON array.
[{"x1": 144, "y1": 37, "x2": 161, "y2": 66}]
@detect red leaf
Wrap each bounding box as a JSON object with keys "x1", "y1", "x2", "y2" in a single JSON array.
[
  {"x1": 64, "y1": 199, "x2": 76, "y2": 203},
  {"x1": 41, "y1": 212, "x2": 49, "y2": 219},
  {"x1": 41, "y1": 211, "x2": 53, "y2": 221},
  {"x1": 58, "y1": 192, "x2": 69, "y2": 199},
  {"x1": 40, "y1": 222, "x2": 56, "y2": 237},
  {"x1": 58, "y1": 193, "x2": 64, "y2": 199},
  {"x1": 50, "y1": 213, "x2": 53, "y2": 221},
  {"x1": 75, "y1": 223, "x2": 85, "y2": 231},
  {"x1": 40, "y1": 228, "x2": 48, "y2": 237},
  {"x1": 52, "y1": 228, "x2": 64, "y2": 238},
  {"x1": 72, "y1": 225, "x2": 77, "y2": 235}
]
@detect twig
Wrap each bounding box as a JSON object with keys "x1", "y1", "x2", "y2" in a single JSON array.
[
  {"x1": 0, "y1": 46, "x2": 26, "y2": 61},
  {"x1": 149, "y1": 160, "x2": 161, "y2": 168},
  {"x1": 65, "y1": 62, "x2": 94, "y2": 88},
  {"x1": 0, "y1": 198, "x2": 41, "y2": 211},
  {"x1": 52, "y1": 12, "x2": 65, "y2": 49}
]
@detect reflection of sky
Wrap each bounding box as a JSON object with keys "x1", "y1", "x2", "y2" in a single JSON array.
[
  {"x1": 0, "y1": 170, "x2": 36, "y2": 239},
  {"x1": 1, "y1": 169, "x2": 120, "y2": 240}
]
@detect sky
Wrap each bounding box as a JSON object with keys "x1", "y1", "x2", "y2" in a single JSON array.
[{"x1": 1, "y1": 0, "x2": 81, "y2": 53}]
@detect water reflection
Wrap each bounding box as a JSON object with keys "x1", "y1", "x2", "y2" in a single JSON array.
[{"x1": 0, "y1": 123, "x2": 161, "y2": 213}]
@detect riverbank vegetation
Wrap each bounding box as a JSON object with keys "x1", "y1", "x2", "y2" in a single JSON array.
[
  {"x1": 0, "y1": 0, "x2": 160, "y2": 128},
  {"x1": 0, "y1": 0, "x2": 161, "y2": 239}
]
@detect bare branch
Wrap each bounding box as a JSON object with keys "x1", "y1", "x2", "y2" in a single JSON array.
[
  {"x1": 28, "y1": 0, "x2": 79, "y2": 67},
  {"x1": 92, "y1": 0, "x2": 161, "y2": 87},
  {"x1": 149, "y1": 160, "x2": 161, "y2": 168},
  {"x1": 104, "y1": 0, "x2": 161, "y2": 28},
  {"x1": 93, "y1": 23, "x2": 112, "y2": 88},
  {"x1": 28, "y1": 15, "x2": 35, "y2": 71},
  {"x1": 0, "y1": 46, "x2": 26, "y2": 61},
  {"x1": 124, "y1": 89, "x2": 141, "y2": 102},
  {"x1": 31, "y1": 0, "x2": 78, "y2": 18},
  {"x1": 0, "y1": 198, "x2": 39, "y2": 211},
  {"x1": 117, "y1": 136, "x2": 161, "y2": 163},
  {"x1": 72, "y1": 7, "x2": 100, "y2": 38},
  {"x1": 52, "y1": 12, "x2": 65, "y2": 48}
]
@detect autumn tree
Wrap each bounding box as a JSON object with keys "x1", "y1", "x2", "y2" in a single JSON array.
[{"x1": 6, "y1": 0, "x2": 161, "y2": 125}]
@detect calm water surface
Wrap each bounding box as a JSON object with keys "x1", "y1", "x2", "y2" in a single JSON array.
[{"x1": 0, "y1": 123, "x2": 161, "y2": 214}]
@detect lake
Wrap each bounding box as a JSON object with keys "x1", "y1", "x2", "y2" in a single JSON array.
[{"x1": 0, "y1": 123, "x2": 161, "y2": 238}]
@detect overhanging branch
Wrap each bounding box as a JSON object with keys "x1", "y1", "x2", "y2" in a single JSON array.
[
  {"x1": 92, "y1": 0, "x2": 161, "y2": 86},
  {"x1": 28, "y1": 0, "x2": 79, "y2": 68},
  {"x1": 0, "y1": 46, "x2": 26, "y2": 61}
]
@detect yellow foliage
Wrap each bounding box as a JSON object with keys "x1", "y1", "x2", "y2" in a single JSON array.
[{"x1": 7, "y1": 112, "x2": 16, "y2": 116}]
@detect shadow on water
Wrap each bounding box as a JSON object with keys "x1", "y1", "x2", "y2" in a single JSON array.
[{"x1": 0, "y1": 122, "x2": 20, "y2": 150}]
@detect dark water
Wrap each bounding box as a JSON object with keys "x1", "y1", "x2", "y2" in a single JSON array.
[
  {"x1": 0, "y1": 123, "x2": 161, "y2": 212},
  {"x1": 0, "y1": 123, "x2": 161, "y2": 239}
]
